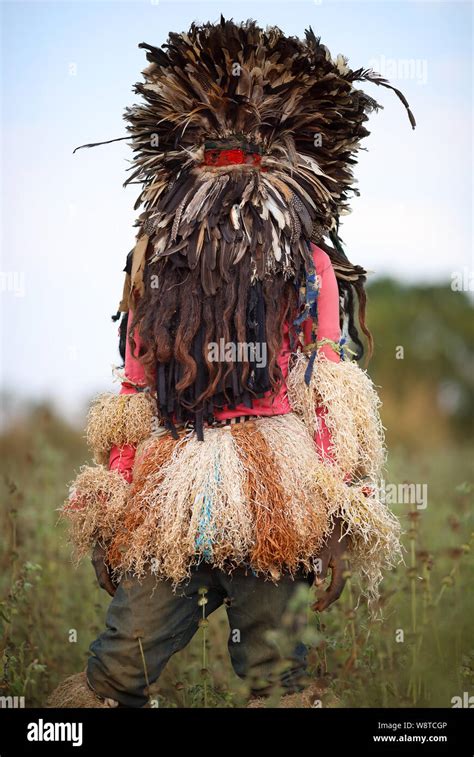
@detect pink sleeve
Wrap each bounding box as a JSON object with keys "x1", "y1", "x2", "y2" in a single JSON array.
[
  {"x1": 306, "y1": 244, "x2": 341, "y2": 461},
  {"x1": 109, "y1": 308, "x2": 147, "y2": 481},
  {"x1": 311, "y1": 243, "x2": 341, "y2": 363},
  {"x1": 109, "y1": 445, "x2": 136, "y2": 483}
]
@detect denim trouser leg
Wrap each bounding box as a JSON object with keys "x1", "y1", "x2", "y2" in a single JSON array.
[
  {"x1": 87, "y1": 564, "x2": 312, "y2": 706},
  {"x1": 87, "y1": 565, "x2": 224, "y2": 707},
  {"x1": 218, "y1": 569, "x2": 312, "y2": 695}
]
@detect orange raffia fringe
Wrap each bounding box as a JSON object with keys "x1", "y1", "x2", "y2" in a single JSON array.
[
  {"x1": 86, "y1": 392, "x2": 154, "y2": 464},
  {"x1": 59, "y1": 465, "x2": 129, "y2": 560},
  {"x1": 108, "y1": 426, "x2": 256, "y2": 584},
  {"x1": 254, "y1": 413, "x2": 329, "y2": 566},
  {"x1": 106, "y1": 434, "x2": 179, "y2": 569},
  {"x1": 230, "y1": 422, "x2": 300, "y2": 579}
]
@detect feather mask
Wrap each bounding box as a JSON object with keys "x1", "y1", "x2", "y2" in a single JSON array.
[{"x1": 119, "y1": 17, "x2": 415, "y2": 294}]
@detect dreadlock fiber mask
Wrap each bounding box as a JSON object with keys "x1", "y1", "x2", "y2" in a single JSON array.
[{"x1": 125, "y1": 17, "x2": 414, "y2": 277}]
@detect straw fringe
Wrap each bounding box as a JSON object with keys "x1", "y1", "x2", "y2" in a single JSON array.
[
  {"x1": 287, "y1": 352, "x2": 386, "y2": 479},
  {"x1": 112, "y1": 417, "x2": 332, "y2": 585},
  {"x1": 46, "y1": 672, "x2": 111, "y2": 708},
  {"x1": 60, "y1": 465, "x2": 129, "y2": 560},
  {"x1": 254, "y1": 414, "x2": 400, "y2": 601},
  {"x1": 106, "y1": 434, "x2": 179, "y2": 569},
  {"x1": 86, "y1": 392, "x2": 154, "y2": 464},
  {"x1": 188, "y1": 428, "x2": 254, "y2": 570},
  {"x1": 313, "y1": 465, "x2": 403, "y2": 603}
]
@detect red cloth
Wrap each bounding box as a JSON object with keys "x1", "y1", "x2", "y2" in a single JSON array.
[
  {"x1": 109, "y1": 243, "x2": 341, "y2": 479},
  {"x1": 203, "y1": 148, "x2": 262, "y2": 167}
]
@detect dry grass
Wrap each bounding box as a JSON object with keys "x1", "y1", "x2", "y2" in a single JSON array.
[{"x1": 1, "y1": 405, "x2": 473, "y2": 708}]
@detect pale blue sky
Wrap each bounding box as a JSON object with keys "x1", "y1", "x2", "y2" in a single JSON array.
[{"x1": 1, "y1": 0, "x2": 472, "y2": 418}]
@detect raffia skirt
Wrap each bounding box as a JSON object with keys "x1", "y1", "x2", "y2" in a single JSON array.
[{"x1": 63, "y1": 392, "x2": 402, "y2": 602}]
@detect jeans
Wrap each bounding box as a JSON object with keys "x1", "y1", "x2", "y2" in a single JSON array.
[{"x1": 87, "y1": 563, "x2": 313, "y2": 707}]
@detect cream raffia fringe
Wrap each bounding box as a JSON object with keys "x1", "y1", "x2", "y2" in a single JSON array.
[
  {"x1": 314, "y1": 466, "x2": 403, "y2": 604},
  {"x1": 60, "y1": 465, "x2": 129, "y2": 560},
  {"x1": 86, "y1": 392, "x2": 154, "y2": 464},
  {"x1": 113, "y1": 427, "x2": 255, "y2": 584},
  {"x1": 287, "y1": 352, "x2": 386, "y2": 479}
]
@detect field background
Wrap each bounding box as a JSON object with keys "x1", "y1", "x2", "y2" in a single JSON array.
[{"x1": 1, "y1": 280, "x2": 473, "y2": 708}]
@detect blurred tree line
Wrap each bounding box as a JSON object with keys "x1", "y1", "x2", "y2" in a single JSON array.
[{"x1": 365, "y1": 279, "x2": 474, "y2": 450}]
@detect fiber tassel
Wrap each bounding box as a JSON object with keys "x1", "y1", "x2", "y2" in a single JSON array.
[
  {"x1": 86, "y1": 392, "x2": 154, "y2": 464},
  {"x1": 287, "y1": 351, "x2": 385, "y2": 480}
]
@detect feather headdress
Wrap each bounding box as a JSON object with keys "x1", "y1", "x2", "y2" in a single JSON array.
[{"x1": 120, "y1": 17, "x2": 414, "y2": 293}]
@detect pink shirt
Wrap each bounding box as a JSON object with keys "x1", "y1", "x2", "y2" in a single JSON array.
[{"x1": 109, "y1": 243, "x2": 340, "y2": 478}]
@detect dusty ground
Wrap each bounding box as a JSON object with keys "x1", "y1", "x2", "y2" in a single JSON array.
[
  {"x1": 246, "y1": 681, "x2": 341, "y2": 708},
  {"x1": 47, "y1": 673, "x2": 340, "y2": 709}
]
